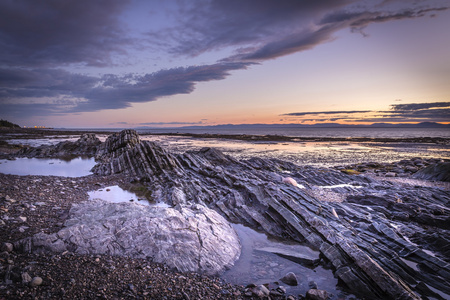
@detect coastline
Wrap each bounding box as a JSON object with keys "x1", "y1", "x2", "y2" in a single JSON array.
[{"x1": 1, "y1": 128, "x2": 449, "y2": 299}]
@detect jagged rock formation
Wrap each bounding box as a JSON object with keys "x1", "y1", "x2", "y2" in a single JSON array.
[
  {"x1": 92, "y1": 129, "x2": 182, "y2": 176},
  {"x1": 413, "y1": 162, "x2": 450, "y2": 182},
  {"x1": 15, "y1": 133, "x2": 101, "y2": 158},
  {"x1": 16, "y1": 200, "x2": 240, "y2": 276},
  {"x1": 91, "y1": 130, "x2": 450, "y2": 300}
]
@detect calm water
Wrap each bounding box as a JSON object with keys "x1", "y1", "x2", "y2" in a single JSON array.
[
  {"x1": 138, "y1": 127, "x2": 450, "y2": 139},
  {"x1": 88, "y1": 185, "x2": 170, "y2": 207},
  {"x1": 221, "y1": 224, "x2": 353, "y2": 299},
  {"x1": 0, "y1": 157, "x2": 95, "y2": 177}
]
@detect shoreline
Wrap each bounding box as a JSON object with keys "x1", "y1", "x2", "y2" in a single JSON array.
[
  {"x1": 1, "y1": 128, "x2": 449, "y2": 299},
  {"x1": 1, "y1": 127, "x2": 449, "y2": 144}
]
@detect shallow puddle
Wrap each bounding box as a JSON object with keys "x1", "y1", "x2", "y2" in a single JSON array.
[
  {"x1": 88, "y1": 185, "x2": 170, "y2": 207},
  {"x1": 222, "y1": 224, "x2": 352, "y2": 298},
  {"x1": 0, "y1": 157, "x2": 95, "y2": 177}
]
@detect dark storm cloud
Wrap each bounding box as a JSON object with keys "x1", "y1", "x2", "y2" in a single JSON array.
[
  {"x1": 164, "y1": 0, "x2": 447, "y2": 62},
  {"x1": 0, "y1": 62, "x2": 252, "y2": 117},
  {"x1": 0, "y1": 0, "x2": 130, "y2": 67},
  {"x1": 1, "y1": 0, "x2": 448, "y2": 119},
  {"x1": 164, "y1": 0, "x2": 353, "y2": 58}
]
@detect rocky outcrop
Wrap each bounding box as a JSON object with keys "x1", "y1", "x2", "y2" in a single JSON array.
[
  {"x1": 86, "y1": 130, "x2": 450, "y2": 300},
  {"x1": 413, "y1": 162, "x2": 450, "y2": 182},
  {"x1": 15, "y1": 133, "x2": 101, "y2": 158},
  {"x1": 92, "y1": 129, "x2": 182, "y2": 177},
  {"x1": 16, "y1": 200, "x2": 240, "y2": 276}
]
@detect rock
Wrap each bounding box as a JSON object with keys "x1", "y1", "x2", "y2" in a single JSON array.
[
  {"x1": 15, "y1": 133, "x2": 101, "y2": 158},
  {"x1": 306, "y1": 288, "x2": 329, "y2": 300},
  {"x1": 92, "y1": 130, "x2": 182, "y2": 177},
  {"x1": 30, "y1": 276, "x2": 43, "y2": 287},
  {"x1": 413, "y1": 162, "x2": 450, "y2": 182},
  {"x1": 280, "y1": 272, "x2": 298, "y2": 286},
  {"x1": 18, "y1": 216, "x2": 27, "y2": 222},
  {"x1": 17, "y1": 200, "x2": 241, "y2": 276},
  {"x1": 21, "y1": 272, "x2": 32, "y2": 284},
  {"x1": 283, "y1": 177, "x2": 298, "y2": 186},
  {"x1": 251, "y1": 285, "x2": 270, "y2": 298},
  {"x1": 1, "y1": 242, "x2": 13, "y2": 252},
  {"x1": 308, "y1": 281, "x2": 318, "y2": 289},
  {"x1": 13, "y1": 129, "x2": 449, "y2": 300},
  {"x1": 385, "y1": 172, "x2": 396, "y2": 177}
]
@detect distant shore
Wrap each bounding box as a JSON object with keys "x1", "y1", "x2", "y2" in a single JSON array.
[{"x1": 1, "y1": 127, "x2": 449, "y2": 144}]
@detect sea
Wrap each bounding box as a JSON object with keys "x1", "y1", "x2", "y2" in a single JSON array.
[{"x1": 70, "y1": 126, "x2": 450, "y2": 139}]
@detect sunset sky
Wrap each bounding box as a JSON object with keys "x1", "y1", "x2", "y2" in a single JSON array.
[{"x1": 1, "y1": 0, "x2": 449, "y2": 128}]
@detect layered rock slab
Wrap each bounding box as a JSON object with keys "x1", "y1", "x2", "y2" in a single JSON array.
[{"x1": 17, "y1": 200, "x2": 241, "y2": 276}]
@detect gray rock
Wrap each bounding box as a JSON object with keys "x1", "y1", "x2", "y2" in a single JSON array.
[
  {"x1": 15, "y1": 133, "x2": 101, "y2": 158},
  {"x1": 21, "y1": 272, "x2": 32, "y2": 284},
  {"x1": 306, "y1": 288, "x2": 329, "y2": 300},
  {"x1": 17, "y1": 200, "x2": 240, "y2": 276},
  {"x1": 1, "y1": 242, "x2": 13, "y2": 252},
  {"x1": 280, "y1": 272, "x2": 298, "y2": 286},
  {"x1": 413, "y1": 162, "x2": 450, "y2": 182},
  {"x1": 30, "y1": 276, "x2": 43, "y2": 287},
  {"x1": 251, "y1": 285, "x2": 270, "y2": 298}
]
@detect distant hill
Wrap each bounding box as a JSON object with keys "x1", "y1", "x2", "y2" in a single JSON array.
[{"x1": 0, "y1": 119, "x2": 20, "y2": 128}]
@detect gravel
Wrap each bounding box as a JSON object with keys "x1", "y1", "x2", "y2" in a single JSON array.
[{"x1": 0, "y1": 173, "x2": 297, "y2": 299}]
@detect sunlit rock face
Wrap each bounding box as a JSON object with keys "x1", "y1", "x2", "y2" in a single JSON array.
[{"x1": 17, "y1": 200, "x2": 241, "y2": 276}]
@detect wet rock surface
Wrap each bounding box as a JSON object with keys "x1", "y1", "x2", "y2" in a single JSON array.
[
  {"x1": 1, "y1": 129, "x2": 450, "y2": 299},
  {"x1": 14, "y1": 133, "x2": 101, "y2": 158}
]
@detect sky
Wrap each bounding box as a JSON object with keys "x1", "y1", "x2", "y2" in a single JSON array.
[{"x1": 0, "y1": 0, "x2": 449, "y2": 128}]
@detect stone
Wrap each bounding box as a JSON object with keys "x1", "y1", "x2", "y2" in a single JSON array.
[
  {"x1": 15, "y1": 133, "x2": 101, "y2": 158},
  {"x1": 30, "y1": 276, "x2": 43, "y2": 287},
  {"x1": 12, "y1": 130, "x2": 449, "y2": 300},
  {"x1": 21, "y1": 272, "x2": 32, "y2": 284},
  {"x1": 17, "y1": 200, "x2": 240, "y2": 276},
  {"x1": 306, "y1": 288, "x2": 329, "y2": 300},
  {"x1": 1, "y1": 242, "x2": 13, "y2": 252},
  {"x1": 280, "y1": 272, "x2": 298, "y2": 286},
  {"x1": 251, "y1": 285, "x2": 270, "y2": 298},
  {"x1": 308, "y1": 281, "x2": 318, "y2": 289},
  {"x1": 18, "y1": 216, "x2": 27, "y2": 222},
  {"x1": 413, "y1": 162, "x2": 450, "y2": 182}
]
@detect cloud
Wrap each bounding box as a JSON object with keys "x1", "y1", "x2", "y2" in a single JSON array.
[
  {"x1": 139, "y1": 121, "x2": 204, "y2": 126},
  {"x1": 0, "y1": 0, "x2": 448, "y2": 121},
  {"x1": 282, "y1": 102, "x2": 450, "y2": 123},
  {"x1": 282, "y1": 110, "x2": 371, "y2": 116},
  {"x1": 390, "y1": 101, "x2": 450, "y2": 111},
  {"x1": 162, "y1": 0, "x2": 351, "y2": 59},
  {"x1": 0, "y1": 0, "x2": 130, "y2": 67},
  {"x1": 0, "y1": 62, "x2": 252, "y2": 117},
  {"x1": 161, "y1": 1, "x2": 448, "y2": 62}
]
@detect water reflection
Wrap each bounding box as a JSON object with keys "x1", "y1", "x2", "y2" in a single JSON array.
[
  {"x1": 222, "y1": 224, "x2": 351, "y2": 298},
  {"x1": 88, "y1": 185, "x2": 170, "y2": 207},
  {"x1": 0, "y1": 157, "x2": 95, "y2": 177}
]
